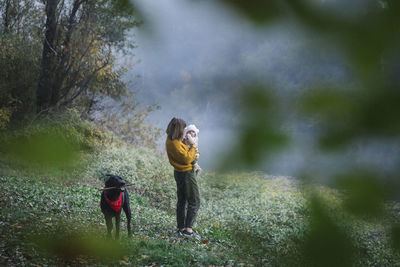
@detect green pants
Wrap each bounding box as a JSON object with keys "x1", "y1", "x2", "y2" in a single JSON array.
[{"x1": 174, "y1": 169, "x2": 200, "y2": 229}]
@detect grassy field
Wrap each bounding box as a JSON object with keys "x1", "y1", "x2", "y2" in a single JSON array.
[{"x1": 0, "y1": 143, "x2": 399, "y2": 266}]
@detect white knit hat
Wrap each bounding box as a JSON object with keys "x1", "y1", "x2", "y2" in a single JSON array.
[{"x1": 184, "y1": 124, "x2": 199, "y2": 136}]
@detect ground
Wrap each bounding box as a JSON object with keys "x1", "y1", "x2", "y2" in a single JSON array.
[{"x1": 0, "y1": 144, "x2": 399, "y2": 266}]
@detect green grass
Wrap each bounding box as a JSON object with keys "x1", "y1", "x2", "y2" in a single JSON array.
[{"x1": 0, "y1": 143, "x2": 399, "y2": 266}]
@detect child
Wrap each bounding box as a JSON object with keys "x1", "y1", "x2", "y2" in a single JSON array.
[{"x1": 183, "y1": 124, "x2": 202, "y2": 176}]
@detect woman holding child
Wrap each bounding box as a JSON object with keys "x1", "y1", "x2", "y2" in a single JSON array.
[{"x1": 165, "y1": 117, "x2": 201, "y2": 238}]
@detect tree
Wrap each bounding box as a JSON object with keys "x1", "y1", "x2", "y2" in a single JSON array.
[
  {"x1": 36, "y1": 0, "x2": 139, "y2": 114},
  {"x1": 36, "y1": 0, "x2": 58, "y2": 112},
  {"x1": 0, "y1": 0, "x2": 43, "y2": 124},
  {"x1": 0, "y1": 0, "x2": 139, "y2": 118},
  {"x1": 1, "y1": 0, "x2": 161, "y2": 148}
]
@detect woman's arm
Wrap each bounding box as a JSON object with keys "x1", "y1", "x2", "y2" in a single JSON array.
[
  {"x1": 174, "y1": 142, "x2": 196, "y2": 165},
  {"x1": 167, "y1": 139, "x2": 196, "y2": 165}
]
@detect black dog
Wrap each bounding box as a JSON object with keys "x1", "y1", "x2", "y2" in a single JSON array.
[{"x1": 100, "y1": 174, "x2": 132, "y2": 239}]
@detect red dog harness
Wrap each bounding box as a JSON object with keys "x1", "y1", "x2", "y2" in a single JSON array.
[{"x1": 104, "y1": 192, "x2": 123, "y2": 212}]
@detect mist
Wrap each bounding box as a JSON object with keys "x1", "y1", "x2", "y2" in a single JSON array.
[{"x1": 125, "y1": 0, "x2": 388, "y2": 175}]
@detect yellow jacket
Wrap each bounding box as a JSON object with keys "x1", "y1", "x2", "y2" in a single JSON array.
[{"x1": 165, "y1": 138, "x2": 196, "y2": 172}]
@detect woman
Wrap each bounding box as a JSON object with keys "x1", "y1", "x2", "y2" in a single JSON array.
[{"x1": 165, "y1": 117, "x2": 200, "y2": 238}]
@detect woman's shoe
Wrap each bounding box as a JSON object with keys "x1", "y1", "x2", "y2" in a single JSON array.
[
  {"x1": 182, "y1": 230, "x2": 200, "y2": 240},
  {"x1": 182, "y1": 230, "x2": 193, "y2": 237}
]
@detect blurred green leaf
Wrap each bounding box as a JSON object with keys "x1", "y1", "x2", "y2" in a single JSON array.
[
  {"x1": 219, "y1": 86, "x2": 288, "y2": 169},
  {"x1": 358, "y1": 85, "x2": 400, "y2": 136},
  {"x1": 2, "y1": 127, "x2": 78, "y2": 168},
  {"x1": 238, "y1": 125, "x2": 288, "y2": 166},
  {"x1": 317, "y1": 129, "x2": 355, "y2": 151},
  {"x1": 300, "y1": 88, "x2": 355, "y2": 119},
  {"x1": 33, "y1": 225, "x2": 127, "y2": 261},
  {"x1": 303, "y1": 196, "x2": 355, "y2": 267},
  {"x1": 336, "y1": 170, "x2": 386, "y2": 218},
  {"x1": 390, "y1": 223, "x2": 400, "y2": 251},
  {"x1": 300, "y1": 83, "x2": 400, "y2": 151},
  {"x1": 300, "y1": 88, "x2": 358, "y2": 150},
  {"x1": 220, "y1": 0, "x2": 284, "y2": 24}
]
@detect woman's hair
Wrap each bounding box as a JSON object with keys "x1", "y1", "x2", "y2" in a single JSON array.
[{"x1": 166, "y1": 117, "x2": 186, "y2": 140}]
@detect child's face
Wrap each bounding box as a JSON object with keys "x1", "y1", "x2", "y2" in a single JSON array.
[{"x1": 187, "y1": 130, "x2": 196, "y2": 137}]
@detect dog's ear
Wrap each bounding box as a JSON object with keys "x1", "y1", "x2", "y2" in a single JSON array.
[
  {"x1": 104, "y1": 174, "x2": 117, "y2": 187},
  {"x1": 104, "y1": 177, "x2": 112, "y2": 187}
]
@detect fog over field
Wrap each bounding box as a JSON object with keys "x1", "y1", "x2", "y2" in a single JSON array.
[{"x1": 125, "y1": 0, "x2": 396, "y2": 175}]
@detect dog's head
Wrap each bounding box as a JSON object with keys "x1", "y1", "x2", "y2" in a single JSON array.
[{"x1": 104, "y1": 174, "x2": 126, "y2": 188}]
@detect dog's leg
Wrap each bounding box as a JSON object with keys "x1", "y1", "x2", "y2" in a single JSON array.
[
  {"x1": 115, "y1": 215, "x2": 121, "y2": 240},
  {"x1": 123, "y1": 192, "x2": 132, "y2": 237},
  {"x1": 105, "y1": 215, "x2": 113, "y2": 239}
]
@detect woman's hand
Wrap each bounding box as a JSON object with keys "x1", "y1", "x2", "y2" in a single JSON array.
[{"x1": 195, "y1": 152, "x2": 200, "y2": 160}]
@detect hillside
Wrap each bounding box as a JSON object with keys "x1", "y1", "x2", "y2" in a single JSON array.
[{"x1": 1, "y1": 140, "x2": 399, "y2": 266}]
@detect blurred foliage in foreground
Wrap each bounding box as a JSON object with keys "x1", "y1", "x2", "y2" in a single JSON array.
[{"x1": 216, "y1": 0, "x2": 400, "y2": 266}]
